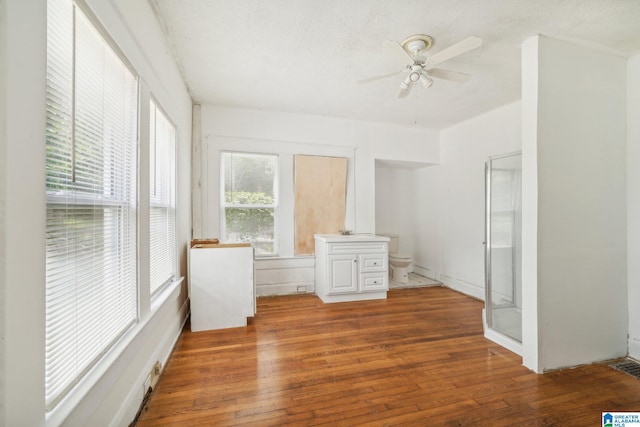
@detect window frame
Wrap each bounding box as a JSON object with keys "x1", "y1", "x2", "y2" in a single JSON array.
[
  {"x1": 149, "y1": 98, "x2": 177, "y2": 296},
  {"x1": 45, "y1": 0, "x2": 139, "y2": 410}
]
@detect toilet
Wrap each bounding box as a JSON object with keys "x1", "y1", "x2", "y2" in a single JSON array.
[{"x1": 379, "y1": 233, "x2": 413, "y2": 283}]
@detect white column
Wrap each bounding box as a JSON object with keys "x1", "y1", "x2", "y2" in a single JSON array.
[{"x1": 522, "y1": 35, "x2": 627, "y2": 371}]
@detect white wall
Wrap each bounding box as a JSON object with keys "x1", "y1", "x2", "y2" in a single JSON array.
[
  {"x1": 413, "y1": 165, "x2": 442, "y2": 280},
  {"x1": 1, "y1": 0, "x2": 192, "y2": 425},
  {"x1": 3, "y1": 2, "x2": 46, "y2": 425},
  {"x1": 375, "y1": 165, "x2": 416, "y2": 261},
  {"x1": 0, "y1": 0, "x2": 7, "y2": 419},
  {"x1": 196, "y1": 105, "x2": 440, "y2": 295},
  {"x1": 522, "y1": 36, "x2": 627, "y2": 372},
  {"x1": 627, "y1": 53, "x2": 640, "y2": 359},
  {"x1": 416, "y1": 102, "x2": 522, "y2": 299}
]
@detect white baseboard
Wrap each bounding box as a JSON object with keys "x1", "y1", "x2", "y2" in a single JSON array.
[
  {"x1": 629, "y1": 337, "x2": 640, "y2": 360},
  {"x1": 389, "y1": 282, "x2": 439, "y2": 289},
  {"x1": 257, "y1": 281, "x2": 315, "y2": 296},
  {"x1": 439, "y1": 274, "x2": 484, "y2": 301},
  {"x1": 413, "y1": 265, "x2": 440, "y2": 281}
]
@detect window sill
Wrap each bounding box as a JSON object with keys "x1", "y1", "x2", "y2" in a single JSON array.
[{"x1": 151, "y1": 277, "x2": 184, "y2": 311}]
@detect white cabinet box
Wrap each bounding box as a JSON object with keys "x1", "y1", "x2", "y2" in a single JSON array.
[
  {"x1": 189, "y1": 243, "x2": 255, "y2": 331},
  {"x1": 314, "y1": 234, "x2": 390, "y2": 303}
]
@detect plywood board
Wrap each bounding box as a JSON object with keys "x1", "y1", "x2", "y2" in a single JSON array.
[{"x1": 294, "y1": 155, "x2": 348, "y2": 255}]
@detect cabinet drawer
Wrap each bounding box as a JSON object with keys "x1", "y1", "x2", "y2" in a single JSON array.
[
  {"x1": 358, "y1": 254, "x2": 387, "y2": 272},
  {"x1": 360, "y1": 273, "x2": 388, "y2": 292},
  {"x1": 328, "y1": 242, "x2": 388, "y2": 254}
]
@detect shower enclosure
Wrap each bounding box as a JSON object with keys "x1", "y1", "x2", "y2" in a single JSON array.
[{"x1": 484, "y1": 152, "x2": 522, "y2": 354}]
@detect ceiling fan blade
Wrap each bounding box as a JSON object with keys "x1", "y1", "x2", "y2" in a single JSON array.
[
  {"x1": 383, "y1": 39, "x2": 413, "y2": 62},
  {"x1": 426, "y1": 36, "x2": 482, "y2": 67},
  {"x1": 357, "y1": 70, "x2": 404, "y2": 84},
  {"x1": 428, "y1": 68, "x2": 471, "y2": 83}
]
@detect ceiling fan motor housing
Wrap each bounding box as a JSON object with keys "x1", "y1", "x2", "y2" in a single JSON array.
[{"x1": 401, "y1": 34, "x2": 433, "y2": 56}]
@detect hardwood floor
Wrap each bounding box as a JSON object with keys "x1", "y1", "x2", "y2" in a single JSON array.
[{"x1": 137, "y1": 287, "x2": 640, "y2": 426}]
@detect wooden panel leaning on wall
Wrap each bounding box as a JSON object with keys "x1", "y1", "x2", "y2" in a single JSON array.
[{"x1": 294, "y1": 155, "x2": 348, "y2": 256}]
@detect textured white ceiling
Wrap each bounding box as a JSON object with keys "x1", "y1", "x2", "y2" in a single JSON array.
[{"x1": 149, "y1": 0, "x2": 640, "y2": 129}]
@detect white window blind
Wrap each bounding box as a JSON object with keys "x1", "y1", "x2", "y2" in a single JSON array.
[
  {"x1": 45, "y1": 0, "x2": 138, "y2": 409},
  {"x1": 149, "y1": 101, "x2": 176, "y2": 295}
]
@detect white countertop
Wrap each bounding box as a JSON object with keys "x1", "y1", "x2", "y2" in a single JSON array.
[{"x1": 314, "y1": 234, "x2": 390, "y2": 243}]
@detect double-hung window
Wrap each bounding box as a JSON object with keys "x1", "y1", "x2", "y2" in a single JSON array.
[
  {"x1": 45, "y1": 0, "x2": 138, "y2": 409},
  {"x1": 149, "y1": 101, "x2": 177, "y2": 295},
  {"x1": 221, "y1": 152, "x2": 278, "y2": 256}
]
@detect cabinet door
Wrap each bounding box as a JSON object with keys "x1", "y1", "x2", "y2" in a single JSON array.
[{"x1": 328, "y1": 255, "x2": 358, "y2": 294}]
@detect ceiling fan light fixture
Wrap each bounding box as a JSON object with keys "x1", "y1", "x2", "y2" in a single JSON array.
[
  {"x1": 419, "y1": 74, "x2": 433, "y2": 88},
  {"x1": 399, "y1": 75, "x2": 411, "y2": 91},
  {"x1": 409, "y1": 71, "x2": 421, "y2": 82}
]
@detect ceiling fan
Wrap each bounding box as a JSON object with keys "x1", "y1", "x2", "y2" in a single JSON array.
[{"x1": 359, "y1": 34, "x2": 483, "y2": 98}]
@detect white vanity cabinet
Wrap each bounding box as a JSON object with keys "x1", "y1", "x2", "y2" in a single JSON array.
[{"x1": 315, "y1": 234, "x2": 390, "y2": 303}]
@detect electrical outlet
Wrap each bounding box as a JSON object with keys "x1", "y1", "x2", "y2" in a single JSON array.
[
  {"x1": 150, "y1": 361, "x2": 162, "y2": 388},
  {"x1": 297, "y1": 286, "x2": 307, "y2": 293}
]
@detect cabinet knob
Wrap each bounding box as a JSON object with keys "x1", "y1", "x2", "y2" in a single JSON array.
[{"x1": 353, "y1": 259, "x2": 357, "y2": 263}]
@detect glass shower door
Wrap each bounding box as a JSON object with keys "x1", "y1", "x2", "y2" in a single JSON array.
[{"x1": 485, "y1": 152, "x2": 522, "y2": 342}]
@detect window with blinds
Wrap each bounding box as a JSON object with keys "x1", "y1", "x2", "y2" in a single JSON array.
[
  {"x1": 45, "y1": 0, "x2": 138, "y2": 410},
  {"x1": 149, "y1": 101, "x2": 176, "y2": 295}
]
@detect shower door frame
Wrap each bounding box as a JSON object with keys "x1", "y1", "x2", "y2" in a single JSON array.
[{"x1": 484, "y1": 150, "x2": 521, "y2": 333}]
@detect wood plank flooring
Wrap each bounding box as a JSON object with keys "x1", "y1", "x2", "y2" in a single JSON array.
[{"x1": 136, "y1": 286, "x2": 640, "y2": 426}]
